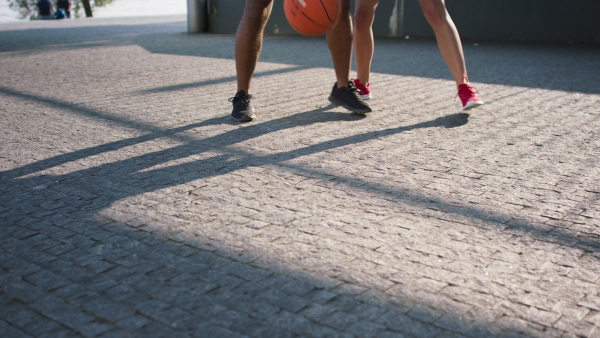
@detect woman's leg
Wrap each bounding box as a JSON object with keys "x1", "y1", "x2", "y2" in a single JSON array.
[
  {"x1": 353, "y1": 0, "x2": 379, "y2": 84},
  {"x1": 419, "y1": 0, "x2": 468, "y2": 86}
]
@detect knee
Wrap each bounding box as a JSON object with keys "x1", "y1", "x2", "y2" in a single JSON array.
[
  {"x1": 353, "y1": 10, "x2": 375, "y2": 32},
  {"x1": 242, "y1": 0, "x2": 273, "y2": 24},
  {"x1": 353, "y1": 0, "x2": 378, "y2": 32},
  {"x1": 419, "y1": 0, "x2": 446, "y2": 27}
]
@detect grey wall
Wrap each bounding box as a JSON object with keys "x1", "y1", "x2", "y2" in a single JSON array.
[
  {"x1": 403, "y1": 0, "x2": 600, "y2": 43},
  {"x1": 189, "y1": 0, "x2": 600, "y2": 44}
]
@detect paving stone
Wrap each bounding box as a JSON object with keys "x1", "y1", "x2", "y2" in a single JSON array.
[
  {"x1": 0, "y1": 252, "x2": 42, "y2": 276},
  {"x1": 300, "y1": 303, "x2": 338, "y2": 322},
  {"x1": 190, "y1": 302, "x2": 229, "y2": 319},
  {"x1": 209, "y1": 309, "x2": 250, "y2": 330},
  {"x1": 407, "y1": 305, "x2": 445, "y2": 324},
  {"x1": 21, "y1": 317, "x2": 67, "y2": 336},
  {"x1": 149, "y1": 307, "x2": 195, "y2": 331},
  {"x1": 3, "y1": 277, "x2": 49, "y2": 304},
  {"x1": 23, "y1": 269, "x2": 70, "y2": 291},
  {"x1": 345, "y1": 320, "x2": 387, "y2": 338},
  {"x1": 193, "y1": 321, "x2": 242, "y2": 338},
  {"x1": 553, "y1": 315, "x2": 597, "y2": 337},
  {"x1": 114, "y1": 314, "x2": 152, "y2": 331},
  {"x1": 0, "y1": 296, "x2": 40, "y2": 329},
  {"x1": 77, "y1": 320, "x2": 114, "y2": 337},
  {"x1": 320, "y1": 310, "x2": 360, "y2": 331},
  {"x1": 377, "y1": 330, "x2": 410, "y2": 338},
  {"x1": 228, "y1": 316, "x2": 272, "y2": 337},
  {"x1": 254, "y1": 287, "x2": 288, "y2": 306},
  {"x1": 376, "y1": 311, "x2": 441, "y2": 338},
  {"x1": 278, "y1": 295, "x2": 311, "y2": 313},
  {"x1": 0, "y1": 320, "x2": 29, "y2": 338},
  {"x1": 30, "y1": 295, "x2": 96, "y2": 332},
  {"x1": 79, "y1": 294, "x2": 135, "y2": 323}
]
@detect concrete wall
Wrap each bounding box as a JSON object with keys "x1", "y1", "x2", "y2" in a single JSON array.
[
  {"x1": 188, "y1": 0, "x2": 600, "y2": 44},
  {"x1": 403, "y1": 0, "x2": 600, "y2": 43}
]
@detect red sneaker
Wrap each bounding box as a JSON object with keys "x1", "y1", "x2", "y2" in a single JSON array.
[
  {"x1": 351, "y1": 78, "x2": 372, "y2": 100},
  {"x1": 457, "y1": 84, "x2": 484, "y2": 110}
]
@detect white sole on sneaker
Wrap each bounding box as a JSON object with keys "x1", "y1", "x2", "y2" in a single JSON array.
[
  {"x1": 463, "y1": 100, "x2": 484, "y2": 111},
  {"x1": 361, "y1": 93, "x2": 372, "y2": 100}
]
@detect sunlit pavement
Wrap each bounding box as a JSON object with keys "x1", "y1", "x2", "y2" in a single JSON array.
[{"x1": 1, "y1": 15, "x2": 599, "y2": 337}]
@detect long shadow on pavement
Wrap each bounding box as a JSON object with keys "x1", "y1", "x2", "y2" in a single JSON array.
[
  {"x1": 1, "y1": 98, "x2": 593, "y2": 335},
  {"x1": 0, "y1": 105, "x2": 506, "y2": 336},
  {"x1": 1, "y1": 85, "x2": 597, "y2": 256}
]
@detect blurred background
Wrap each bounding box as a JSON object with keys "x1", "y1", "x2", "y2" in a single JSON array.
[{"x1": 0, "y1": 0, "x2": 186, "y2": 23}]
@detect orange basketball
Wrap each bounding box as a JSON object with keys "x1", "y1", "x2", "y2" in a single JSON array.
[{"x1": 284, "y1": 0, "x2": 342, "y2": 37}]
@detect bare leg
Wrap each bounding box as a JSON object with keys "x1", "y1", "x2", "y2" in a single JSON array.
[
  {"x1": 326, "y1": 0, "x2": 353, "y2": 88},
  {"x1": 235, "y1": 0, "x2": 274, "y2": 94},
  {"x1": 353, "y1": 0, "x2": 379, "y2": 84},
  {"x1": 419, "y1": 0, "x2": 469, "y2": 86}
]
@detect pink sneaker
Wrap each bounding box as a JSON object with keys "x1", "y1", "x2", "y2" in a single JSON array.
[
  {"x1": 457, "y1": 84, "x2": 484, "y2": 110},
  {"x1": 351, "y1": 79, "x2": 372, "y2": 100}
]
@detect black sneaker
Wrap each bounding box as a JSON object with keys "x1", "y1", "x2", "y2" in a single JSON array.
[
  {"x1": 229, "y1": 90, "x2": 256, "y2": 122},
  {"x1": 328, "y1": 81, "x2": 372, "y2": 114}
]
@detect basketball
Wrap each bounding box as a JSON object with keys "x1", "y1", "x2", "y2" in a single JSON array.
[{"x1": 284, "y1": 0, "x2": 342, "y2": 37}]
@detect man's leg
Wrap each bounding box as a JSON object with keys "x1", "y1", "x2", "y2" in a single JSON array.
[
  {"x1": 231, "y1": 0, "x2": 274, "y2": 122},
  {"x1": 236, "y1": 0, "x2": 274, "y2": 94},
  {"x1": 327, "y1": 0, "x2": 372, "y2": 113},
  {"x1": 327, "y1": 0, "x2": 353, "y2": 89}
]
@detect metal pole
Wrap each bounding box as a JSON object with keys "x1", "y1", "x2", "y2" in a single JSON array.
[{"x1": 187, "y1": 0, "x2": 207, "y2": 33}]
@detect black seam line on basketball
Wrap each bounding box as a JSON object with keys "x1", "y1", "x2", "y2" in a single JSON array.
[
  {"x1": 290, "y1": 0, "x2": 334, "y2": 25},
  {"x1": 319, "y1": 0, "x2": 335, "y2": 22},
  {"x1": 300, "y1": 11, "x2": 330, "y2": 29}
]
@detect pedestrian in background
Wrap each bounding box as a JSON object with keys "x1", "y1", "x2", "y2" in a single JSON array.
[
  {"x1": 56, "y1": 0, "x2": 73, "y2": 18},
  {"x1": 36, "y1": 0, "x2": 55, "y2": 20}
]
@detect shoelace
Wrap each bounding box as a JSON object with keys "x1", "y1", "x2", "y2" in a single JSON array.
[
  {"x1": 456, "y1": 84, "x2": 478, "y2": 102},
  {"x1": 344, "y1": 84, "x2": 362, "y2": 99},
  {"x1": 228, "y1": 94, "x2": 252, "y2": 108},
  {"x1": 459, "y1": 85, "x2": 478, "y2": 95}
]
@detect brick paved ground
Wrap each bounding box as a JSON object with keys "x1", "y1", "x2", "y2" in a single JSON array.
[{"x1": 1, "y1": 15, "x2": 599, "y2": 337}]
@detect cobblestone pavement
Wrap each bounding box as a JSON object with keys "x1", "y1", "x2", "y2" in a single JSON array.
[{"x1": 1, "y1": 15, "x2": 600, "y2": 338}]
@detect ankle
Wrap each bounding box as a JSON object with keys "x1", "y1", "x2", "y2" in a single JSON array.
[
  {"x1": 457, "y1": 77, "x2": 470, "y2": 88},
  {"x1": 338, "y1": 81, "x2": 351, "y2": 89}
]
